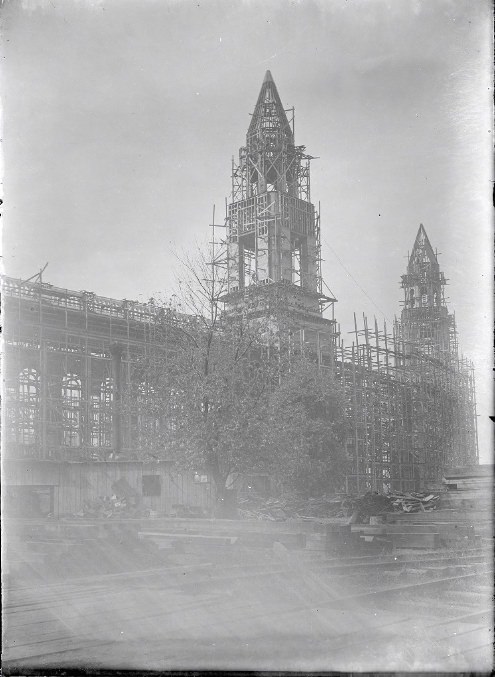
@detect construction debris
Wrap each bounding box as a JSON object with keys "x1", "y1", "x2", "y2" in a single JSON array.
[
  {"x1": 388, "y1": 491, "x2": 440, "y2": 513},
  {"x1": 74, "y1": 494, "x2": 144, "y2": 519},
  {"x1": 237, "y1": 494, "x2": 344, "y2": 521},
  {"x1": 71, "y1": 489, "x2": 440, "y2": 522},
  {"x1": 238, "y1": 490, "x2": 440, "y2": 522}
]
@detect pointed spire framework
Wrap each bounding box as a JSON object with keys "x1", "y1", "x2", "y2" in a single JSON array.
[
  {"x1": 246, "y1": 71, "x2": 294, "y2": 169},
  {"x1": 226, "y1": 71, "x2": 335, "y2": 308},
  {"x1": 223, "y1": 71, "x2": 337, "y2": 365},
  {"x1": 400, "y1": 223, "x2": 456, "y2": 356},
  {"x1": 232, "y1": 70, "x2": 311, "y2": 202},
  {"x1": 406, "y1": 224, "x2": 443, "y2": 286}
]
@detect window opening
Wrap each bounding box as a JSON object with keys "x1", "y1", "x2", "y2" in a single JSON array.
[
  {"x1": 91, "y1": 377, "x2": 113, "y2": 448},
  {"x1": 292, "y1": 240, "x2": 302, "y2": 286},
  {"x1": 142, "y1": 474, "x2": 161, "y2": 497},
  {"x1": 18, "y1": 368, "x2": 39, "y2": 445},
  {"x1": 243, "y1": 247, "x2": 256, "y2": 287},
  {"x1": 62, "y1": 374, "x2": 82, "y2": 447}
]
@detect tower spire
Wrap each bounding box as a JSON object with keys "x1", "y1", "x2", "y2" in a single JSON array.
[
  {"x1": 225, "y1": 71, "x2": 337, "y2": 335},
  {"x1": 247, "y1": 70, "x2": 293, "y2": 154},
  {"x1": 407, "y1": 223, "x2": 438, "y2": 271},
  {"x1": 400, "y1": 224, "x2": 453, "y2": 355}
]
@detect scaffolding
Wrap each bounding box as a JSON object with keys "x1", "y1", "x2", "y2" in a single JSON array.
[
  {"x1": 222, "y1": 75, "x2": 479, "y2": 491},
  {"x1": 2, "y1": 265, "x2": 479, "y2": 488},
  {"x1": 225, "y1": 70, "x2": 331, "y2": 317},
  {"x1": 1, "y1": 275, "x2": 184, "y2": 462},
  {"x1": 335, "y1": 312, "x2": 478, "y2": 493}
]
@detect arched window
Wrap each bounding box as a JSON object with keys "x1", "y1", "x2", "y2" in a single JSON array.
[
  {"x1": 18, "y1": 368, "x2": 39, "y2": 445},
  {"x1": 90, "y1": 377, "x2": 113, "y2": 448},
  {"x1": 62, "y1": 374, "x2": 82, "y2": 447}
]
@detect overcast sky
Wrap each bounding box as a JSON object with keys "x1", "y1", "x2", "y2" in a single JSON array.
[{"x1": 2, "y1": 0, "x2": 492, "y2": 460}]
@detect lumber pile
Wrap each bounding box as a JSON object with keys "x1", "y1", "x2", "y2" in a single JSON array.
[
  {"x1": 442, "y1": 464, "x2": 493, "y2": 492},
  {"x1": 388, "y1": 491, "x2": 440, "y2": 513}
]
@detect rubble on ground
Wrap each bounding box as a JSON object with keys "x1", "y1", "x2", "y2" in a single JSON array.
[
  {"x1": 388, "y1": 491, "x2": 440, "y2": 513},
  {"x1": 73, "y1": 494, "x2": 146, "y2": 519},
  {"x1": 237, "y1": 494, "x2": 344, "y2": 521},
  {"x1": 237, "y1": 490, "x2": 440, "y2": 522},
  {"x1": 72, "y1": 477, "x2": 147, "y2": 519},
  {"x1": 71, "y1": 489, "x2": 441, "y2": 522}
]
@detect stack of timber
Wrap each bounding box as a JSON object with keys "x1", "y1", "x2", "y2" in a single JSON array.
[
  {"x1": 138, "y1": 516, "x2": 310, "y2": 551},
  {"x1": 441, "y1": 464, "x2": 493, "y2": 537},
  {"x1": 382, "y1": 465, "x2": 493, "y2": 548},
  {"x1": 442, "y1": 464, "x2": 493, "y2": 492}
]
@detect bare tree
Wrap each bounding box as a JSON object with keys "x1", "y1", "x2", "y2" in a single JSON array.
[{"x1": 126, "y1": 246, "x2": 345, "y2": 509}]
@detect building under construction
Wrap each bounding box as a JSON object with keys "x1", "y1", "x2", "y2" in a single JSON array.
[
  {"x1": 1, "y1": 71, "x2": 478, "y2": 511},
  {"x1": 1, "y1": 277, "x2": 214, "y2": 516},
  {"x1": 221, "y1": 70, "x2": 478, "y2": 492}
]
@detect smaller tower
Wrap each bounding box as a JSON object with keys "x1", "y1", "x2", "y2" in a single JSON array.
[
  {"x1": 400, "y1": 224, "x2": 455, "y2": 357},
  {"x1": 399, "y1": 224, "x2": 478, "y2": 479}
]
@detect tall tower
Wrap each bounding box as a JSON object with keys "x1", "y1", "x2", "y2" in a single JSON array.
[
  {"x1": 224, "y1": 71, "x2": 336, "y2": 362},
  {"x1": 400, "y1": 224, "x2": 455, "y2": 357}
]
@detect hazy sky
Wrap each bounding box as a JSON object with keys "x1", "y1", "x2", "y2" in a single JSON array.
[{"x1": 2, "y1": 0, "x2": 492, "y2": 460}]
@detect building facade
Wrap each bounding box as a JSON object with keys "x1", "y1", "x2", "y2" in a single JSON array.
[
  {"x1": 2, "y1": 276, "x2": 181, "y2": 461},
  {"x1": 1, "y1": 277, "x2": 214, "y2": 516}
]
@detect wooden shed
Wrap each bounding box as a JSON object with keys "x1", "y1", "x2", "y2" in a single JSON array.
[{"x1": 2, "y1": 460, "x2": 215, "y2": 517}]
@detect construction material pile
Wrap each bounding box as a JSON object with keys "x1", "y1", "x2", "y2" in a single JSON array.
[
  {"x1": 238, "y1": 490, "x2": 440, "y2": 522},
  {"x1": 73, "y1": 478, "x2": 146, "y2": 519},
  {"x1": 388, "y1": 491, "x2": 440, "y2": 512},
  {"x1": 238, "y1": 494, "x2": 344, "y2": 521},
  {"x1": 74, "y1": 494, "x2": 144, "y2": 519},
  {"x1": 339, "y1": 491, "x2": 441, "y2": 522}
]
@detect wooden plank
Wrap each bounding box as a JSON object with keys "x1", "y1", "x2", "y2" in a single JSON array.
[
  {"x1": 385, "y1": 523, "x2": 475, "y2": 538},
  {"x1": 389, "y1": 509, "x2": 490, "y2": 521},
  {"x1": 391, "y1": 532, "x2": 439, "y2": 549},
  {"x1": 140, "y1": 530, "x2": 305, "y2": 549},
  {"x1": 140, "y1": 532, "x2": 238, "y2": 546},
  {"x1": 350, "y1": 525, "x2": 387, "y2": 536}
]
